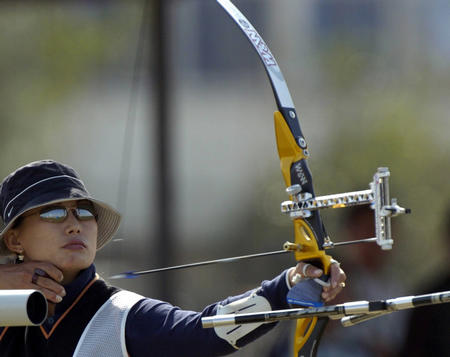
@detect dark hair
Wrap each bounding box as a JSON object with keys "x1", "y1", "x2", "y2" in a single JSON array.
[{"x1": 11, "y1": 216, "x2": 23, "y2": 229}]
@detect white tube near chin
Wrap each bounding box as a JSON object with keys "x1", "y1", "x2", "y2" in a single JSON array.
[{"x1": 0, "y1": 290, "x2": 48, "y2": 326}]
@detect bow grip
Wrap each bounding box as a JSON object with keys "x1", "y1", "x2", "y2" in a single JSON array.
[
  {"x1": 289, "y1": 219, "x2": 332, "y2": 306},
  {"x1": 287, "y1": 275, "x2": 329, "y2": 308}
]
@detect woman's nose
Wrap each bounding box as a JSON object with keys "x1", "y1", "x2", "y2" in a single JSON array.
[{"x1": 64, "y1": 209, "x2": 81, "y2": 234}]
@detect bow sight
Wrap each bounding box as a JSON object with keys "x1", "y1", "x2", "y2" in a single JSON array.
[{"x1": 282, "y1": 167, "x2": 410, "y2": 252}]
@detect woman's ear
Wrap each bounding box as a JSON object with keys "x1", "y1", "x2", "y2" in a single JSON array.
[{"x1": 3, "y1": 229, "x2": 23, "y2": 255}]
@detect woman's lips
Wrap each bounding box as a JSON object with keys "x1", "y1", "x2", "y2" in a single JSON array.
[{"x1": 63, "y1": 240, "x2": 86, "y2": 250}]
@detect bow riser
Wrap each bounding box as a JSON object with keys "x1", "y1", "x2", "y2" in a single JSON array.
[
  {"x1": 275, "y1": 109, "x2": 332, "y2": 355},
  {"x1": 274, "y1": 111, "x2": 332, "y2": 270}
]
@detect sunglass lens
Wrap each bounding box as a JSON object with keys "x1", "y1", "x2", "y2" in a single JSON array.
[
  {"x1": 76, "y1": 208, "x2": 96, "y2": 220},
  {"x1": 40, "y1": 208, "x2": 67, "y2": 222}
]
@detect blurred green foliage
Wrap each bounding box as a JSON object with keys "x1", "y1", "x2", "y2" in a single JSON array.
[{"x1": 0, "y1": 2, "x2": 141, "y2": 172}]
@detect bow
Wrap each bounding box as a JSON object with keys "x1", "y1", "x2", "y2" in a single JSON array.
[
  {"x1": 214, "y1": 1, "x2": 408, "y2": 356},
  {"x1": 214, "y1": 1, "x2": 335, "y2": 354}
]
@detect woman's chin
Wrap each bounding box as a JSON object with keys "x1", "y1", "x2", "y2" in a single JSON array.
[{"x1": 57, "y1": 257, "x2": 93, "y2": 276}]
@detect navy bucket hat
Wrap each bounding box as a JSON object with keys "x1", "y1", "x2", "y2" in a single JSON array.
[{"x1": 0, "y1": 160, "x2": 121, "y2": 256}]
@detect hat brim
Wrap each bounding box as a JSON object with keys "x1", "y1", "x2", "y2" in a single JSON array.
[{"x1": 0, "y1": 197, "x2": 121, "y2": 256}]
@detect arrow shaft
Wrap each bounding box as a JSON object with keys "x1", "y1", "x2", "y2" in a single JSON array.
[{"x1": 109, "y1": 249, "x2": 289, "y2": 279}]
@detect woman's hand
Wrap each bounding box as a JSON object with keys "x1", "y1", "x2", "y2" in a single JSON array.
[
  {"x1": 0, "y1": 262, "x2": 66, "y2": 303},
  {"x1": 288, "y1": 260, "x2": 346, "y2": 303}
]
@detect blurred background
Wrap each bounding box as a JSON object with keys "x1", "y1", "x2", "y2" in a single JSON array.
[{"x1": 1, "y1": 0, "x2": 449, "y2": 356}]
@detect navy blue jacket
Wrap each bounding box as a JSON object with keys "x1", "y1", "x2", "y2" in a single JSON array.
[{"x1": 0, "y1": 265, "x2": 290, "y2": 356}]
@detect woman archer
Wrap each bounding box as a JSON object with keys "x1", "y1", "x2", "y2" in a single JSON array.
[{"x1": 0, "y1": 160, "x2": 346, "y2": 357}]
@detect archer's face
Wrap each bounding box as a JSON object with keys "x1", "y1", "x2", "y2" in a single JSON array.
[{"x1": 9, "y1": 200, "x2": 98, "y2": 282}]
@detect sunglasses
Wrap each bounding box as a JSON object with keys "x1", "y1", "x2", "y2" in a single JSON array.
[{"x1": 37, "y1": 203, "x2": 97, "y2": 223}]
